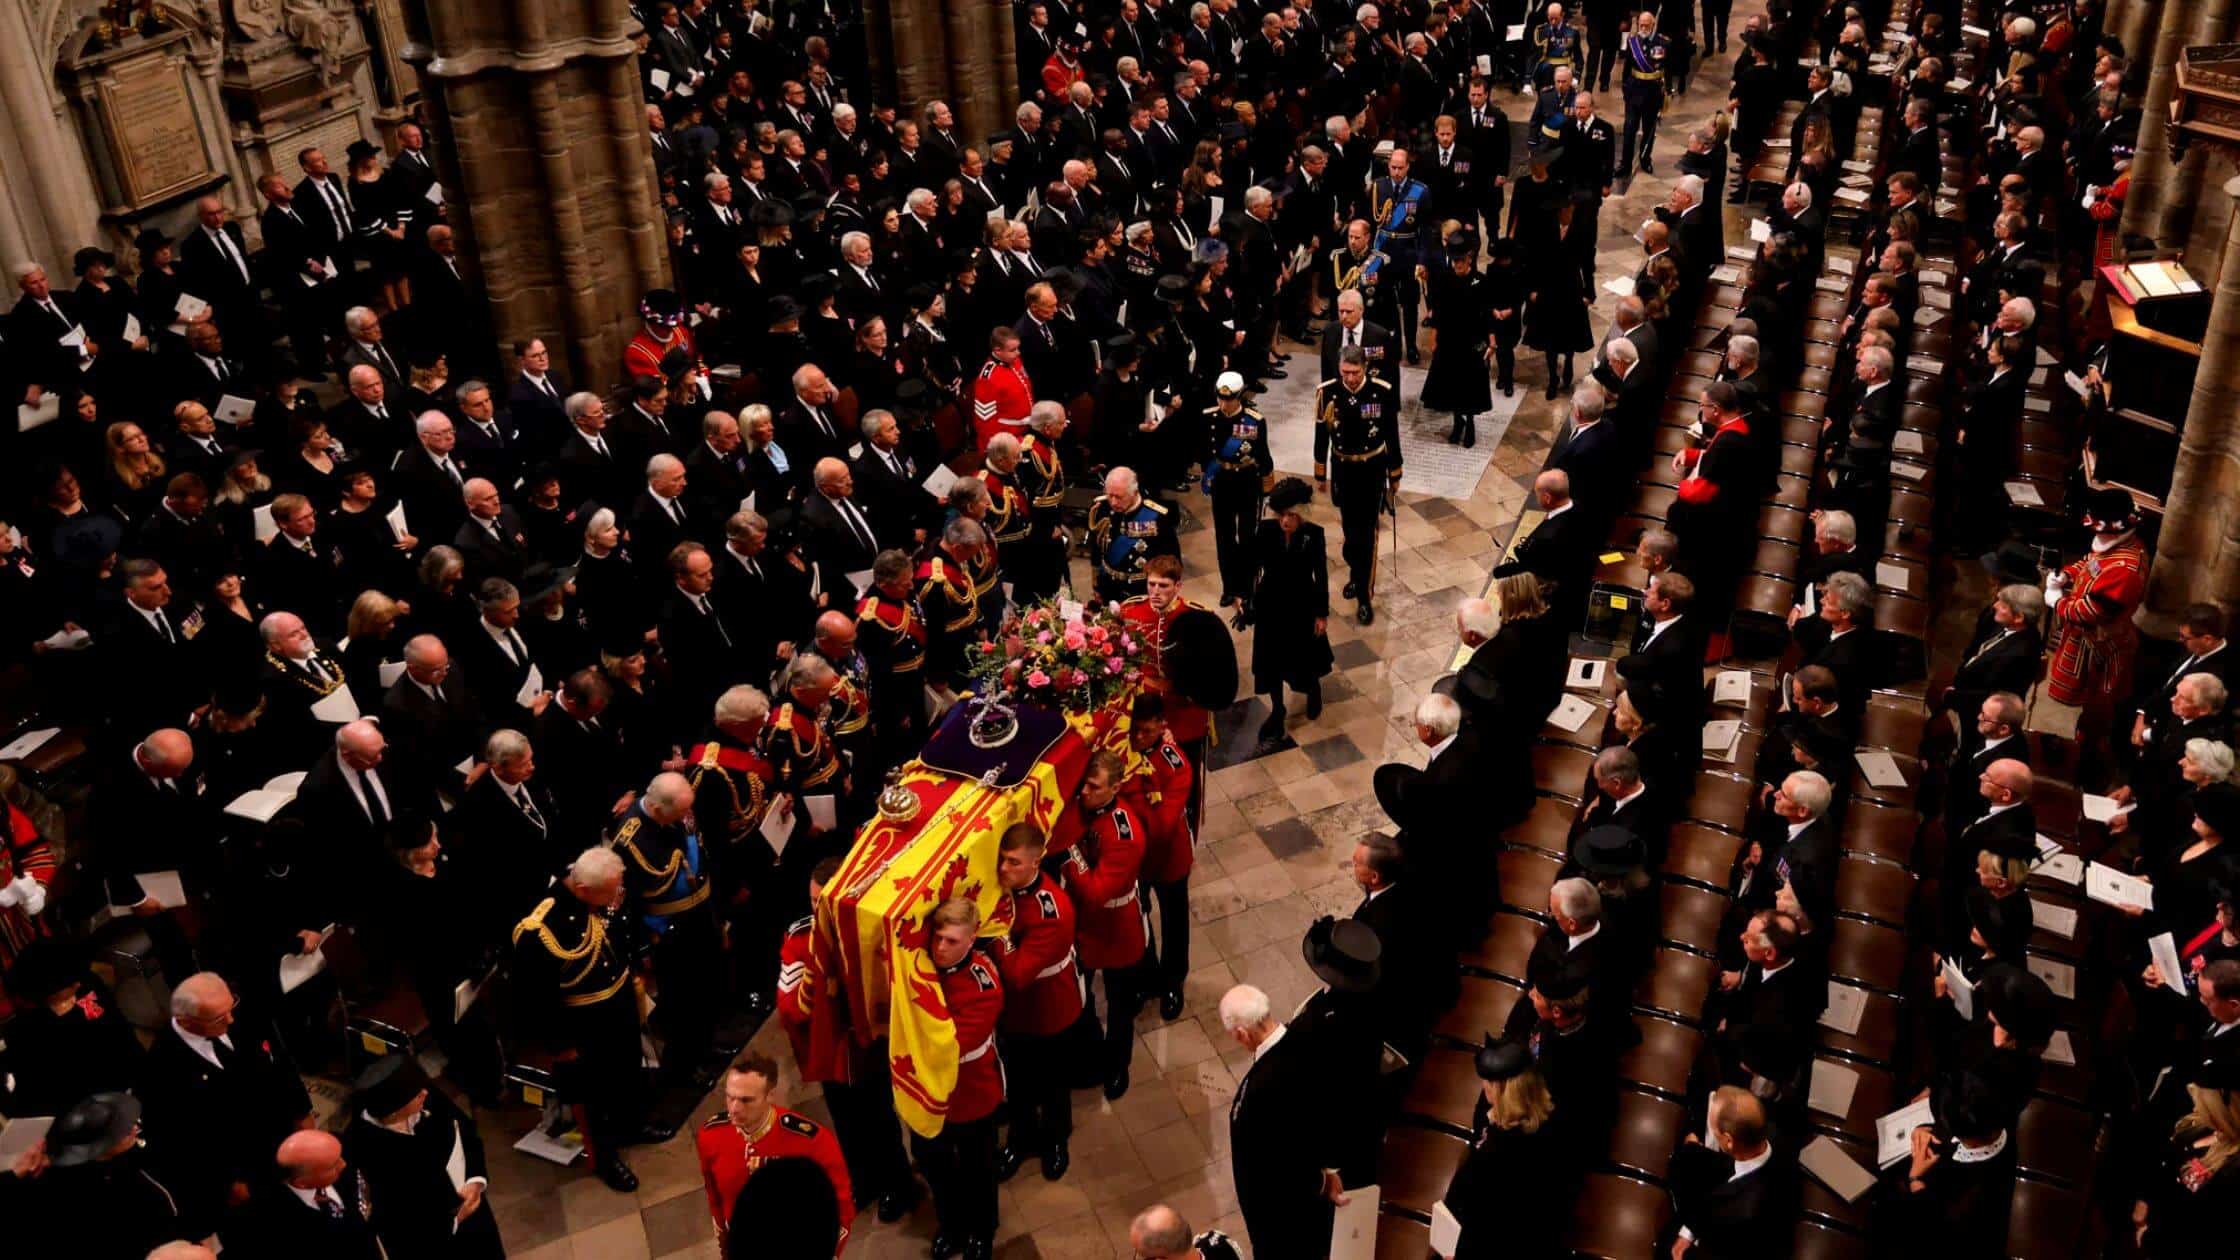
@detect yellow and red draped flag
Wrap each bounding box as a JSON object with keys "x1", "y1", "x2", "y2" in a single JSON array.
[{"x1": 816, "y1": 697, "x2": 1123, "y2": 1136}]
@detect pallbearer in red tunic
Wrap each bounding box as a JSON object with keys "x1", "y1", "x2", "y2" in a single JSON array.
[
  {"x1": 2046, "y1": 489, "x2": 2150, "y2": 728},
  {"x1": 1054, "y1": 750, "x2": 1152, "y2": 1100},
  {"x1": 990, "y1": 824, "x2": 1086, "y2": 1182},
  {"x1": 916, "y1": 898, "x2": 1006, "y2": 1259},
  {"x1": 696, "y1": 1053, "x2": 854, "y2": 1254},
  {"x1": 1117, "y1": 554, "x2": 1238, "y2": 833},
  {"x1": 1122, "y1": 693, "x2": 1198, "y2": 1020},
  {"x1": 971, "y1": 330, "x2": 1034, "y2": 450}
]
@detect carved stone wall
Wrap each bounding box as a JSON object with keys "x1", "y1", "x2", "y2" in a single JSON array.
[
  {"x1": 875, "y1": 0, "x2": 1018, "y2": 146},
  {"x1": 395, "y1": 0, "x2": 667, "y2": 392}
]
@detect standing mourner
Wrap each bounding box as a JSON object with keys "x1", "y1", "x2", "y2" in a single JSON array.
[
  {"x1": 1313, "y1": 348, "x2": 1403, "y2": 625},
  {"x1": 1420, "y1": 233, "x2": 1497, "y2": 448},
  {"x1": 1237, "y1": 478, "x2": 1334, "y2": 744},
  {"x1": 1200, "y1": 371, "x2": 1273, "y2": 606},
  {"x1": 2046, "y1": 489, "x2": 2151, "y2": 735}
]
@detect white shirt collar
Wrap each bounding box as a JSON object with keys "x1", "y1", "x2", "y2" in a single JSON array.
[
  {"x1": 1567, "y1": 922, "x2": 1601, "y2": 950},
  {"x1": 1427, "y1": 732, "x2": 1459, "y2": 761},
  {"x1": 1787, "y1": 819, "x2": 1812, "y2": 842},
  {"x1": 1982, "y1": 798, "x2": 2022, "y2": 820},
  {"x1": 1611, "y1": 781, "x2": 1647, "y2": 809},
  {"x1": 1644, "y1": 614, "x2": 1678, "y2": 644},
  {"x1": 170, "y1": 1018, "x2": 234, "y2": 1068},
  {"x1": 1544, "y1": 501, "x2": 1574, "y2": 519},
  {"x1": 1729, "y1": 1144, "x2": 1774, "y2": 1180},
  {"x1": 1981, "y1": 733, "x2": 2012, "y2": 756},
  {"x1": 1253, "y1": 1023, "x2": 1288, "y2": 1061},
  {"x1": 288, "y1": 1183, "x2": 343, "y2": 1212}
]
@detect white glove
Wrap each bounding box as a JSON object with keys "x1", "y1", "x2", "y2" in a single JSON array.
[{"x1": 0, "y1": 875, "x2": 42, "y2": 915}]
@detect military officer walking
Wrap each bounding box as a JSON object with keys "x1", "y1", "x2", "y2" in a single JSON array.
[
  {"x1": 1013, "y1": 403, "x2": 1072, "y2": 602},
  {"x1": 612, "y1": 772, "x2": 728, "y2": 1085},
  {"x1": 1200, "y1": 372, "x2": 1274, "y2": 607},
  {"x1": 1369, "y1": 149, "x2": 1431, "y2": 365},
  {"x1": 1087, "y1": 466, "x2": 1179, "y2": 601},
  {"x1": 1323, "y1": 220, "x2": 1400, "y2": 343},
  {"x1": 510, "y1": 847, "x2": 652, "y2": 1191},
  {"x1": 1314, "y1": 347, "x2": 1403, "y2": 625},
  {"x1": 1619, "y1": 12, "x2": 1670, "y2": 178}
]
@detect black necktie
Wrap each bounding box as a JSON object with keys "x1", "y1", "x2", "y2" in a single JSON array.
[
  {"x1": 211, "y1": 1034, "x2": 238, "y2": 1071},
  {"x1": 517, "y1": 788, "x2": 545, "y2": 831},
  {"x1": 155, "y1": 611, "x2": 175, "y2": 643},
  {"x1": 841, "y1": 500, "x2": 874, "y2": 551},
  {"x1": 667, "y1": 498, "x2": 685, "y2": 526},
  {"x1": 363, "y1": 774, "x2": 389, "y2": 826}
]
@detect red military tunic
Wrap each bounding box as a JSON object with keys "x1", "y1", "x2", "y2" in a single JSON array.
[
  {"x1": 2046, "y1": 534, "x2": 2149, "y2": 708},
  {"x1": 1126, "y1": 731, "x2": 1195, "y2": 884},
  {"x1": 971, "y1": 356, "x2": 1034, "y2": 451},
  {"x1": 696, "y1": 1105, "x2": 854, "y2": 1253},
  {"x1": 991, "y1": 874, "x2": 1085, "y2": 1037},
  {"x1": 1117, "y1": 595, "x2": 1211, "y2": 743},
  {"x1": 977, "y1": 466, "x2": 1032, "y2": 548},
  {"x1": 625, "y1": 324, "x2": 697, "y2": 382},
  {"x1": 775, "y1": 913, "x2": 854, "y2": 1084},
  {"x1": 1054, "y1": 796, "x2": 1149, "y2": 971},
  {"x1": 939, "y1": 950, "x2": 1007, "y2": 1124}
]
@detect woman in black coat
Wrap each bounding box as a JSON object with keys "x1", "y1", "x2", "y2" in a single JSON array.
[
  {"x1": 1240, "y1": 479, "x2": 1334, "y2": 744},
  {"x1": 1524, "y1": 192, "x2": 1595, "y2": 399},
  {"x1": 1483, "y1": 239, "x2": 1527, "y2": 399},
  {"x1": 1444, "y1": 1044, "x2": 1575, "y2": 1259},
  {"x1": 1481, "y1": 572, "x2": 1568, "y2": 733},
  {"x1": 1420, "y1": 235, "x2": 1495, "y2": 447}
]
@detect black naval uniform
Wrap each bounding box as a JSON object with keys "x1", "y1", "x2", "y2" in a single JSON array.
[
  {"x1": 612, "y1": 799, "x2": 726, "y2": 1081},
  {"x1": 1202, "y1": 399, "x2": 1274, "y2": 602},
  {"x1": 856, "y1": 589, "x2": 930, "y2": 759},
  {"x1": 1324, "y1": 242, "x2": 1401, "y2": 339},
  {"x1": 509, "y1": 889, "x2": 646, "y2": 1173},
  {"x1": 1087, "y1": 493, "x2": 1180, "y2": 601},
  {"x1": 1620, "y1": 30, "x2": 1671, "y2": 175},
  {"x1": 1313, "y1": 373, "x2": 1404, "y2": 621}
]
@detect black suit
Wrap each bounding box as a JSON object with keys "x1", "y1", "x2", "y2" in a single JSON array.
[
  {"x1": 851, "y1": 445, "x2": 931, "y2": 547},
  {"x1": 379, "y1": 669, "x2": 484, "y2": 791},
  {"x1": 777, "y1": 399, "x2": 851, "y2": 468},
  {"x1": 454, "y1": 772, "x2": 571, "y2": 934},
  {"x1": 1793, "y1": 619, "x2": 1877, "y2": 714},
  {"x1": 452, "y1": 618, "x2": 545, "y2": 724},
  {"x1": 1231, "y1": 1017, "x2": 1348, "y2": 1257},
  {"x1": 1548, "y1": 419, "x2": 1624, "y2": 524},
  {"x1": 1945, "y1": 616, "x2": 2042, "y2": 721},
  {"x1": 137, "y1": 1015, "x2": 313, "y2": 1213},
  {"x1": 1319, "y1": 318, "x2": 1403, "y2": 390},
  {"x1": 340, "y1": 338, "x2": 408, "y2": 400},
  {"x1": 258, "y1": 534, "x2": 347, "y2": 635},
  {"x1": 556, "y1": 430, "x2": 631, "y2": 511},
  {"x1": 658, "y1": 586, "x2": 743, "y2": 719},
  {"x1": 1667, "y1": 1141, "x2": 1793, "y2": 1257},
  {"x1": 389, "y1": 446, "x2": 470, "y2": 548},
  {"x1": 454, "y1": 416, "x2": 521, "y2": 495},
  {"x1": 1353, "y1": 882, "x2": 1457, "y2": 1062},
  {"x1": 340, "y1": 1090, "x2": 503, "y2": 1258},
  {"x1": 1618, "y1": 615, "x2": 1707, "y2": 730},
  {"x1": 296, "y1": 747, "x2": 432, "y2": 883},
  {"x1": 178, "y1": 222, "x2": 259, "y2": 341},
  {"x1": 533, "y1": 705, "x2": 632, "y2": 854},
  {"x1": 684, "y1": 440, "x2": 753, "y2": 529},
  {"x1": 232, "y1": 1171, "x2": 383, "y2": 1260},
  {"x1": 99, "y1": 602, "x2": 209, "y2": 739},
  {"x1": 799, "y1": 492, "x2": 883, "y2": 587},
  {"x1": 626, "y1": 490, "x2": 701, "y2": 582},
  {"x1": 1496, "y1": 504, "x2": 1593, "y2": 616},
  {"x1": 507, "y1": 373, "x2": 572, "y2": 458}
]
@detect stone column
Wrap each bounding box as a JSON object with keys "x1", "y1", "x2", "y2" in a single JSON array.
[
  {"x1": 2112, "y1": 0, "x2": 2160, "y2": 73},
  {"x1": 0, "y1": 3, "x2": 107, "y2": 271},
  {"x1": 396, "y1": 0, "x2": 667, "y2": 391},
  {"x1": 877, "y1": 0, "x2": 1016, "y2": 143},
  {"x1": 2147, "y1": 179, "x2": 2240, "y2": 619},
  {"x1": 2131, "y1": 0, "x2": 2237, "y2": 244}
]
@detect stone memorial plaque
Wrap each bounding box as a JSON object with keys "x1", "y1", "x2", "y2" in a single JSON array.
[{"x1": 100, "y1": 53, "x2": 215, "y2": 205}]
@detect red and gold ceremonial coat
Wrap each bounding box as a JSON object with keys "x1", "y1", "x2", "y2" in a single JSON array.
[{"x1": 2046, "y1": 535, "x2": 2148, "y2": 706}]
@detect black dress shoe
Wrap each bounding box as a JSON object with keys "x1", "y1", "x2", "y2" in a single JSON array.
[
  {"x1": 930, "y1": 1233, "x2": 961, "y2": 1260},
  {"x1": 1160, "y1": 988, "x2": 1185, "y2": 1020},
  {"x1": 1043, "y1": 1141, "x2": 1070, "y2": 1180},
  {"x1": 595, "y1": 1154, "x2": 638, "y2": 1192},
  {"x1": 1305, "y1": 688, "x2": 1323, "y2": 720},
  {"x1": 878, "y1": 1185, "x2": 921, "y2": 1222},
  {"x1": 1265, "y1": 367, "x2": 1288, "y2": 379},
  {"x1": 1545, "y1": 382, "x2": 1560, "y2": 399},
  {"x1": 1357, "y1": 601, "x2": 1375, "y2": 625},
  {"x1": 1447, "y1": 417, "x2": 1463, "y2": 444},
  {"x1": 634, "y1": 1119, "x2": 679, "y2": 1145},
  {"x1": 1342, "y1": 579, "x2": 1357, "y2": 599},
  {"x1": 1502, "y1": 380, "x2": 1514, "y2": 397},
  {"x1": 964, "y1": 1237, "x2": 994, "y2": 1260},
  {"x1": 1104, "y1": 1067, "x2": 1132, "y2": 1100},
  {"x1": 993, "y1": 1145, "x2": 1024, "y2": 1182},
  {"x1": 1641, "y1": 158, "x2": 1654, "y2": 174},
  {"x1": 1464, "y1": 417, "x2": 1478, "y2": 448}
]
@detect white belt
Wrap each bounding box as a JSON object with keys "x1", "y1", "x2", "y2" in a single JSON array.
[
  {"x1": 1035, "y1": 952, "x2": 1076, "y2": 980},
  {"x1": 959, "y1": 1039, "x2": 993, "y2": 1063},
  {"x1": 1100, "y1": 892, "x2": 1139, "y2": 909}
]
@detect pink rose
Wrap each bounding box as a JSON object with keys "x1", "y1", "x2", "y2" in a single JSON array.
[
  {"x1": 1036, "y1": 631, "x2": 1053, "y2": 645},
  {"x1": 1087, "y1": 625, "x2": 1108, "y2": 644},
  {"x1": 1064, "y1": 629, "x2": 1087, "y2": 650},
  {"x1": 1026, "y1": 669, "x2": 1051, "y2": 687}
]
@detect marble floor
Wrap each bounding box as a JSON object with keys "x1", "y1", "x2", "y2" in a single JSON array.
[{"x1": 444, "y1": 41, "x2": 1765, "y2": 1260}]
